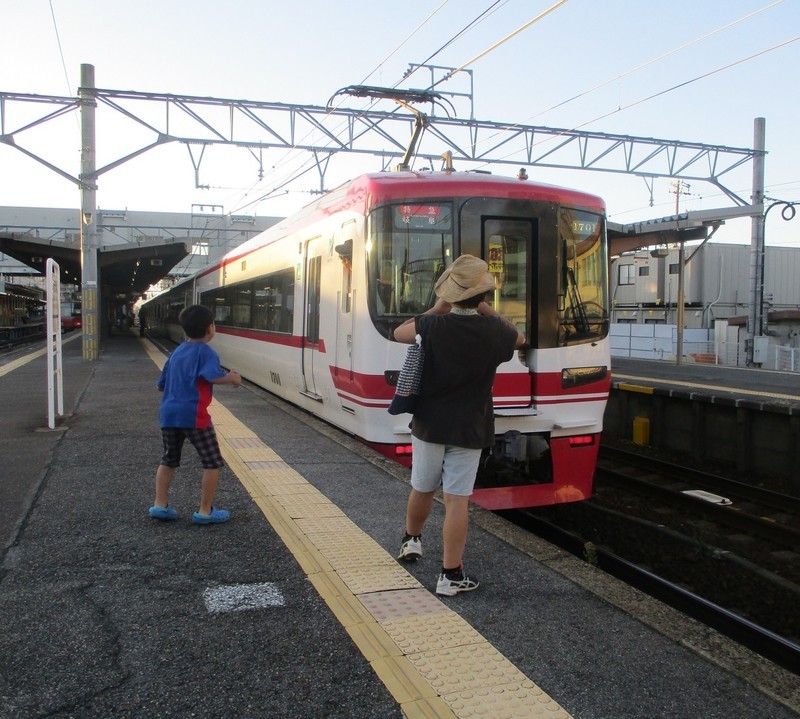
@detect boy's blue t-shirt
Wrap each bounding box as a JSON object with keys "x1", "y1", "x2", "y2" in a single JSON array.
[{"x1": 157, "y1": 341, "x2": 227, "y2": 429}]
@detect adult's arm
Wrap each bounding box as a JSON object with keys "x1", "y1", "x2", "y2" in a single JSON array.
[
  {"x1": 477, "y1": 301, "x2": 527, "y2": 348},
  {"x1": 392, "y1": 298, "x2": 452, "y2": 344}
]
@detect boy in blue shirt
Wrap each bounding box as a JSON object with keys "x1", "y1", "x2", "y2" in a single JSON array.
[{"x1": 148, "y1": 304, "x2": 241, "y2": 524}]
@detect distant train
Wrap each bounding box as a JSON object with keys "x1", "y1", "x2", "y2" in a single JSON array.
[
  {"x1": 60, "y1": 301, "x2": 82, "y2": 333},
  {"x1": 143, "y1": 170, "x2": 610, "y2": 509}
]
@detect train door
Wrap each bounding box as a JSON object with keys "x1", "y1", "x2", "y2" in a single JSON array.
[
  {"x1": 334, "y1": 226, "x2": 355, "y2": 382},
  {"x1": 301, "y1": 240, "x2": 322, "y2": 400},
  {"x1": 482, "y1": 217, "x2": 533, "y2": 339},
  {"x1": 483, "y1": 216, "x2": 534, "y2": 406}
]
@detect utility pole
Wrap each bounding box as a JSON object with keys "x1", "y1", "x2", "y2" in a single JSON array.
[
  {"x1": 747, "y1": 117, "x2": 766, "y2": 367},
  {"x1": 672, "y1": 180, "x2": 691, "y2": 365},
  {"x1": 79, "y1": 64, "x2": 99, "y2": 360}
]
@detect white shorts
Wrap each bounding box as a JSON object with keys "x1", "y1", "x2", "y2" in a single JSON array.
[{"x1": 410, "y1": 437, "x2": 481, "y2": 497}]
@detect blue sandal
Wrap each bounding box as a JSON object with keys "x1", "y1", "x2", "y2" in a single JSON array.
[
  {"x1": 149, "y1": 504, "x2": 178, "y2": 521},
  {"x1": 192, "y1": 506, "x2": 230, "y2": 524}
]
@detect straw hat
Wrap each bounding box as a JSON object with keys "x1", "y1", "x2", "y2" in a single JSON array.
[{"x1": 435, "y1": 254, "x2": 496, "y2": 303}]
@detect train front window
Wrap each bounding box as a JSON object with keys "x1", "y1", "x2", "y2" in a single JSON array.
[
  {"x1": 558, "y1": 209, "x2": 608, "y2": 345},
  {"x1": 367, "y1": 203, "x2": 454, "y2": 331}
]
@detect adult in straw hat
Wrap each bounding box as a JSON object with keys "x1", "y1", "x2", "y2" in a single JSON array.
[{"x1": 392, "y1": 254, "x2": 526, "y2": 596}]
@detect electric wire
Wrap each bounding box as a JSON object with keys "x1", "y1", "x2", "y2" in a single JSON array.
[
  {"x1": 228, "y1": 0, "x2": 512, "y2": 215},
  {"x1": 358, "y1": 0, "x2": 452, "y2": 86},
  {"x1": 574, "y1": 34, "x2": 800, "y2": 132},
  {"x1": 467, "y1": 1, "x2": 787, "y2": 156},
  {"x1": 407, "y1": 0, "x2": 509, "y2": 84},
  {"x1": 48, "y1": 0, "x2": 72, "y2": 95},
  {"x1": 525, "y1": 0, "x2": 786, "y2": 124},
  {"x1": 443, "y1": 0, "x2": 569, "y2": 80},
  {"x1": 226, "y1": 2, "x2": 458, "y2": 216},
  {"x1": 473, "y1": 33, "x2": 800, "y2": 171},
  {"x1": 228, "y1": 0, "x2": 529, "y2": 214}
]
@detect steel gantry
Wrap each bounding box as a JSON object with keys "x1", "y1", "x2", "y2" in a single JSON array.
[
  {"x1": 0, "y1": 64, "x2": 770, "y2": 362},
  {"x1": 2, "y1": 82, "x2": 759, "y2": 204}
]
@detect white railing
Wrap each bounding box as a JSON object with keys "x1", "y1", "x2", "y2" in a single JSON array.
[
  {"x1": 775, "y1": 346, "x2": 800, "y2": 372},
  {"x1": 610, "y1": 323, "x2": 800, "y2": 373}
]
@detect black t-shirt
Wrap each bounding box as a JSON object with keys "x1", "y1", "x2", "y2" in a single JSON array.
[{"x1": 411, "y1": 313, "x2": 519, "y2": 449}]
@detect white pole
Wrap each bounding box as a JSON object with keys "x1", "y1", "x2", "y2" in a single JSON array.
[{"x1": 46, "y1": 259, "x2": 64, "y2": 429}]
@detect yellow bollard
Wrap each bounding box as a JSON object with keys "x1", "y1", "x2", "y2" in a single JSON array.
[{"x1": 632, "y1": 416, "x2": 650, "y2": 446}]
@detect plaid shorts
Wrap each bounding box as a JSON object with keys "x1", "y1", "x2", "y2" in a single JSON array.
[{"x1": 160, "y1": 426, "x2": 224, "y2": 469}]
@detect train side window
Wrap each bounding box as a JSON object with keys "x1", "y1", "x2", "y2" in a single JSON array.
[
  {"x1": 252, "y1": 269, "x2": 294, "y2": 333},
  {"x1": 557, "y1": 208, "x2": 609, "y2": 345},
  {"x1": 232, "y1": 284, "x2": 252, "y2": 327},
  {"x1": 335, "y1": 236, "x2": 353, "y2": 313}
]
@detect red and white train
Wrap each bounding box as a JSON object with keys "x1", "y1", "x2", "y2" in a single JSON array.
[{"x1": 143, "y1": 170, "x2": 610, "y2": 510}]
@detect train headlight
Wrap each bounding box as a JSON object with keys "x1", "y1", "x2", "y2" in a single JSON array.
[{"x1": 561, "y1": 366, "x2": 607, "y2": 388}]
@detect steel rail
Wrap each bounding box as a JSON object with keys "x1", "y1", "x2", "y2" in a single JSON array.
[{"x1": 501, "y1": 508, "x2": 800, "y2": 676}]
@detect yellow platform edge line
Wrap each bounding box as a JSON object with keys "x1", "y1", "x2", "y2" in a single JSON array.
[
  {"x1": 614, "y1": 372, "x2": 800, "y2": 402},
  {"x1": 142, "y1": 344, "x2": 569, "y2": 716},
  {"x1": 0, "y1": 331, "x2": 82, "y2": 379},
  {"x1": 617, "y1": 382, "x2": 654, "y2": 395},
  {"x1": 401, "y1": 696, "x2": 458, "y2": 719}
]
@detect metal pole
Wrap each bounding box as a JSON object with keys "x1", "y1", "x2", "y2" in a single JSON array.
[
  {"x1": 676, "y1": 241, "x2": 685, "y2": 365},
  {"x1": 747, "y1": 117, "x2": 766, "y2": 366},
  {"x1": 672, "y1": 180, "x2": 688, "y2": 365},
  {"x1": 79, "y1": 63, "x2": 99, "y2": 360},
  {"x1": 45, "y1": 259, "x2": 64, "y2": 428}
]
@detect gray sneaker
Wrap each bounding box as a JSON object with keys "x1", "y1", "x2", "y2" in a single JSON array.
[
  {"x1": 436, "y1": 567, "x2": 479, "y2": 596},
  {"x1": 397, "y1": 535, "x2": 422, "y2": 562}
]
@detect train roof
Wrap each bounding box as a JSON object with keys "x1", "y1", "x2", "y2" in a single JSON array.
[{"x1": 211, "y1": 170, "x2": 606, "y2": 270}]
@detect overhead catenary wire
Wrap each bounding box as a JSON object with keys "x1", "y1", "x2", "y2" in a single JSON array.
[
  {"x1": 473, "y1": 32, "x2": 800, "y2": 172},
  {"x1": 229, "y1": 0, "x2": 510, "y2": 215},
  {"x1": 227, "y1": 2, "x2": 458, "y2": 216},
  {"x1": 48, "y1": 0, "x2": 72, "y2": 95},
  {"x1": 443, "y1": 0, "x2": 569, "y2": 80},
  {"x1": 525, "y1": 0, "x2": 786, "y2": 123},
  {"x1": 465, "y1": 0, "x2": 788, "y2": 159},
  {"x1": 238, "y1": 0, "x2": 562, "y2": 204},
  {"x1": 576, "y1": 33, "x2": 800, "y2": 130}
]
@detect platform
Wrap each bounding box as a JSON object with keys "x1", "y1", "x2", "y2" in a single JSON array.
[
  {"x1": 1, "y1": 333, "x2": 798, "y2": 718},
  {"x1": 611, "y1": 355, "x2": 800, "y2": 407}
]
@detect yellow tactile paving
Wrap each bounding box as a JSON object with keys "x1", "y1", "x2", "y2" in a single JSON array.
[
  {"x1": 246, "y1": 459, "x2": 293, "y2": 469},
  {"x1": 234, "y1": 446, "x2": 283, "y2": 462},
  {"x1": 336, "y1": 565, "x2": 423, "y2": 594},
  {"x1": 345, "y1": 620, "x2": 405, "y2": 662},
  {"x1": 443, "y1": 681, "x2": 574, "y2": 719},
  {"x1": 402, "y1": 697, "x2": 459, "y2": 719},
  {"x1": 358, "y1": 588, "x2": 449, "y2": 623},
  {"x1": 295, "y1": 516, "x2": 362, "y2": 535},
  {"x1": 406, "y1": 644, "x2": 529, "y2": 694},
  {"x1": 227, "y1": 436, "x2": 269, "y2": 448},
  {"x1": 382, "y1": 613, "x2": 485, "y2": 654},
  {"x1": 371, "y1": 656, "x2": 440, "y2": 704},
  {"x1": 272, "y1": 495, "x2": 346, "y2": 518},
  {"x1": 139, "y1": 342, "x2": 574, "y2": 719}
]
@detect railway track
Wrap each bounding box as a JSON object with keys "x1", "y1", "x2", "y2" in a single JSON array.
[
  {"x1": 499, "y1": 507, "x2": 800, "y2": 675},
  {"x1": 597, "y1": 444, "x2": 800, "y2": 551},
  {"x1": 501, "y1": 443, "x2": 800, "y2": 676}
]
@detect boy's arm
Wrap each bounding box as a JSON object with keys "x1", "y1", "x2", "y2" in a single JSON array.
[{"x1": 211, "y1": 369, "x2": 242, "y2": 387}]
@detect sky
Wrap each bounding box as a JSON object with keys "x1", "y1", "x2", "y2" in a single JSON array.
[{"x1": 1, "y1": 0, "x2": 799, "y2": 247}]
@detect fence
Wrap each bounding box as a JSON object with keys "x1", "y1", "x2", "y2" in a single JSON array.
[
  {"x1": 775, "y1": 345, "x2": 800, "y2": 372},
  {"x1": 610, "y1": 323, "x2": 799, "y2": 372}
]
